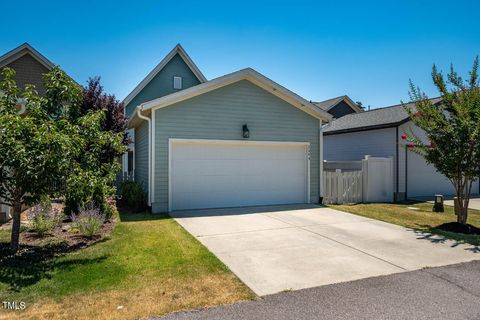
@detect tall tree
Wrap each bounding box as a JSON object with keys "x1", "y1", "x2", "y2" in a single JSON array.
[
  {"x1": 0, "y1": 67, "x2": 79, "y2": 252},
  {"x1": 62, "y1": 77, "x2": 128, "y2": 215},
  {"x1": 405, "y1": 57, "x2": 480, "y2": 225},
  {"x1": 81, "y1": 77, "x2": 128, "y2": 150}
]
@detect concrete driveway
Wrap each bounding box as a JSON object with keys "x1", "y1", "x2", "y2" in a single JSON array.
[{"x1": 171, "y1": 205, "x2": 479, "y2": 296}]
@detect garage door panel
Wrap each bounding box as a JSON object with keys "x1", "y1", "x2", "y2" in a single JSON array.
[
  {"x1": 173, "y1": 189, "x2": 306, "y2": 211},
  {"x1": 172, "y1": 143, "x2": 307, "y2": 160},
  {"x1": 170, "y1": 140, "x2": 308, "y2": 211},
  {"x1": 173, "y1": 159, "x2": 306, "y2": 177},
  {"x1": 407, "y1": 151, "x2": 455, "y2": 197},
  {"x1": 175, "y1": 174, "x2": 307, "y2": 194}
]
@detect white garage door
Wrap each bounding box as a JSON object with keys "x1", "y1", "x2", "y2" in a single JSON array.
[
  {"x1": 170, "y1": 139, "x2": 309, "y2": 211},
  {"x1": 407, "y1": 150, "x2": 455, "y2": 197}
]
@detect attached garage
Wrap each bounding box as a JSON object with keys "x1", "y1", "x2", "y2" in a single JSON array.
[
  {"x1": 128, "y1": 68, "x2": 332, "y2": 213},
  {"x1": 169, "y1": 139, "x2": 310, "y2": 211}
]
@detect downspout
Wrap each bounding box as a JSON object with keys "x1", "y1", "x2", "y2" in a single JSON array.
[
  {"x1": 136, "y1": 106, "x2": 152, "y2": 207},
  {"x1": 319, "y1": 119, "x2": 324, "y2": 204},
  {"x1": 405, "y1": 144, "x2": 408, "y2": 200},
  {"x1": 395, "y1": 126, "x2": 399, "y2": 201}
]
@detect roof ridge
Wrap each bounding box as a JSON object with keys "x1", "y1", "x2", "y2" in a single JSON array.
[
  {"x1": 0, "y1": 42, "x2": 55, "y2": 70},
  {"x1": 363, "y1": 96, "x2": 442, "y2": 113},
  {"x1": 314, "y1": 95, "x2": 346, "y2": 104}
]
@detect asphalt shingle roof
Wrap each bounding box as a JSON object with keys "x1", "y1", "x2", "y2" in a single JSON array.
[{"x1": 323, "y1": 98, "x2": 442, "y2": 134}]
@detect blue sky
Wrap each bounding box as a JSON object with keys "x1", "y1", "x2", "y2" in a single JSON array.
[{"x1": 1, "y1": 0, "x2": 479, "y2": 108}]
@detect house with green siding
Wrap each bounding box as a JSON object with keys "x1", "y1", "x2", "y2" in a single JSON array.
[{"x1": 124, "y1": 44, "x2": 332, "y2": 213}]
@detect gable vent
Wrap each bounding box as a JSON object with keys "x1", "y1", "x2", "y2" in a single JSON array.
[{"x1": 173, "y1": 76, "x2": 183, "y2": 90}]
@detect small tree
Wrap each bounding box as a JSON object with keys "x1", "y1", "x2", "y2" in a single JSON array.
[
  {"x1": 0, "y1": 67, "x2": 79, "y2": 252},
  {"x1": 405, "y1": 57, "x2": 480, "y2": 225}
]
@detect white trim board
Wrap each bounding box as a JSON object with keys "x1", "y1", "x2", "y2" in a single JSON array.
[
  {"x1": 168, "y1": 138, "x2": 311, "y2": 212},
  {"x1": 123, "y1": 44, "x2": 207, "y2": 106}
]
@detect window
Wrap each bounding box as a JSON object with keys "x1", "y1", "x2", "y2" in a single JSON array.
[
  {"x1": 173, "y1": 76, "x2": 182, "y2": 90},
  {"x1": 127, "y1": 150, "x2": 134, "y2": 172}
]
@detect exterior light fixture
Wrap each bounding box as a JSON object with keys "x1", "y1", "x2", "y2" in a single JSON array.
[
  {"x1": 433, "y1": 194, "x2": 444, "y2": 213},
  {"x1": 242, "y1": 124, "x2": 250, "y2": 139}
]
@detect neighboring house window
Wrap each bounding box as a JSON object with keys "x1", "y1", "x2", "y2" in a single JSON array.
[
  {"x1": 173, "y1": 76, "x2": 182, "y2": 90},
  {"x1": 16, "y1": 98, "x2": 26, "y2": 114}
]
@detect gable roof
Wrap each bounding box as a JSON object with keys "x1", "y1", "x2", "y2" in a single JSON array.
[
  {"x1": 323, "y1": 97, "x2": 442, "y2": 135},
  {"x1": 313, "y1": 95, "x2": 362, "y2": 113},
  {"x1": 123, "y1": 44, "x2": 207, "y2": 106},
  {"x1": 0, "y1": 43, "x2": 55, "y2": 70},
  {"x1": 129, "y1": 68, "x2": 332, "y2": 128}
]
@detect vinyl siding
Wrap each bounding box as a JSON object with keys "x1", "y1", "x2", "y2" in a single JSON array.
[
  {"x1": 134, "y1": 121, "x2": 149, "y2": 192},
  {"x1": 324, "y1": 127, "x2": 397, "y2": 161},
  {"x1": 125, "y1": 54, "x2": 202, "y2": 118},
  {"x1": 324, "y1": 127, "x2": 398, "y2": 195},
  {"x1": 152, "y1": 80, "x2": 320, "y2": 213},
  {"x1": 1, "y1": 53, "x2": 50, "y2": 96},
  {"x1": 398, "y1": 121, "x2": 479, "y2": 197}
]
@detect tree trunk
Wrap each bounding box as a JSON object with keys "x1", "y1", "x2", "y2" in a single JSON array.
[
  {"x1": 454, "y1": 178, "x2": 471, "y2": 225},
  {"x1": 457, "y1": 202, "x2": 468, "y2": 224},
  {"x1": 10, "y1": 200, "x2": 22, "y2": 253}
]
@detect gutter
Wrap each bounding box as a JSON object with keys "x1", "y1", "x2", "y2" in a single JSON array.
[
  {"x1": 136, "y1": 106, "x2": 152, "y2": 207},
  {"x1": 323, "y1": 120, "x2": 408, "y2": 136}
]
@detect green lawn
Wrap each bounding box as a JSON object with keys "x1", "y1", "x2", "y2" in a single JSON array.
[
  {"x1": 330, "y1": 202, "x2": 480, "y2": 245},
  {"x1": 0, "y1": 213, "x2": 254, "y2": 320}
]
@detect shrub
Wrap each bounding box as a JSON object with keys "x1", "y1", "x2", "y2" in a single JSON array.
[
  {"x1": 71, "y1": 203, "x2": 105, "y2": 237},
  {"x1": 27, "y1": 200, "x2": 63, "y2": 236},
  {"x1": 120, "y1": 181, "x2": 147, "y2": 212},
  {"x1": 64, "y1": 174, "x2": 117, "y2": 220}
]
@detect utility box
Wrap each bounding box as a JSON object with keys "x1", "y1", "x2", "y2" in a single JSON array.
[
  {"x1": 433, "y1": 194, "x2": 445, "y2": 213},
  {"x1": 0, "y1": 204, "x2": 12, "y2": 223}
]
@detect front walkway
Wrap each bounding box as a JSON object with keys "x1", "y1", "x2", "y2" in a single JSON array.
[
  {"x1": 413, "y1": 195, "x2": 480, "y2": 210},
  {"x1": 171, "y1": 205, "x2": 479, "y2": 296}
]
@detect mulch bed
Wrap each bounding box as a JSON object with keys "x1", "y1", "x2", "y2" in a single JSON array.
[
  {"x1": 435, "y1": 222, "x2": 480, "y2": 235},
  {"x1": 20, "y1": 218, "x2": 115, "y2": 249},
  {"x1": 1, "y1": 202, "x2": 118, "y2": 264}
]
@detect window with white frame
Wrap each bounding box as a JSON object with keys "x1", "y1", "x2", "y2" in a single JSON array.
[{"x1": 173, "y1": 76, "x2": 182, "y2": 90}]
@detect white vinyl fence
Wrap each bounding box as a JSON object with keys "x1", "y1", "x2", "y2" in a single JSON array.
[
  {"x1": 323, "y1": 170, "x2": 363, "y2": 204},
  {"x1": 323, "y1": 156, "x2": 394, "y2": 204}
]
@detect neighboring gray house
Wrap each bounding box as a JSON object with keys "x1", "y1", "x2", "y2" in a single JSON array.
[
  {"x1": 323, "y1": 99, "x2": 479, "y2": 200},
  {"x1": 313, "y1": 95, "x2": 362, "y2": 119},
  {"x1": 124, "y1": 44, "x2": 332, "y2": 213},
  {"x1": 0, "y1": 43, "x2": 56, "y2": 96},
  {"x1": 0, "y1": 43, "x2": 58, "y2": 221}
]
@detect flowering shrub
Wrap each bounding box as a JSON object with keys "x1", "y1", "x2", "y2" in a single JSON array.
[
  {"x1": 28, "y1": 201, "x2": 63, "y2": 236},
  {"x1": 71, "y1": 203, "x2": 105, "y2": 237}
]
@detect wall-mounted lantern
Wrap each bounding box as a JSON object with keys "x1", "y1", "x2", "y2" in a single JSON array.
[{"x1": 242, "y1": 124, "x2": 250, "y2": 139}]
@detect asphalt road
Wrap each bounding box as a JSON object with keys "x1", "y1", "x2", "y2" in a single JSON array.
[{"x1": 156, "y1": 260, "x2": 480, "y2": 320}]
